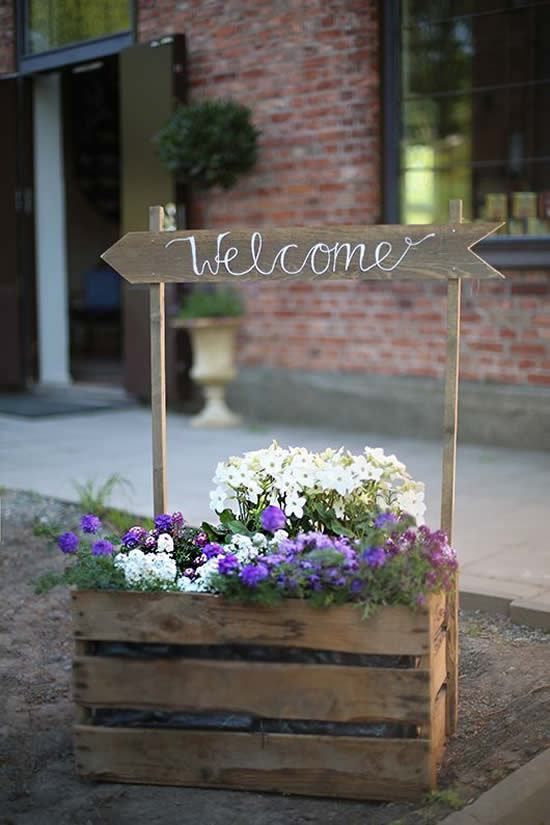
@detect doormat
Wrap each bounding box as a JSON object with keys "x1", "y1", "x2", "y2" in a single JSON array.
[{"x1": 0, "y1": 389, "x2": 136, "y2": 419}]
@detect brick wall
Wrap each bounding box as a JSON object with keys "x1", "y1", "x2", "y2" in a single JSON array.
[
  {"x1": 139, "y1": 0, "x2": 380, "y2": 228},
  {"x1": 1, "y1": 1, "x2": 548, "y2": 391},
  {"x1": 138, "y1": 0, "x2": 550, "y2": 390},
  {"x1": 0, "y1": 0, "x2": 14, "y2": 75},
  {"x1": 238, "y1": 274, "x2": 550, "y2": 387}
]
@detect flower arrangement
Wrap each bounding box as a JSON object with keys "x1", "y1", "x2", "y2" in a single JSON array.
[
  {"x1": 42, "y1": 443, "x2": 457, "y2": 615},
  {"x1": 209, "y1": 442, "x2": 426, "y2": 536}
]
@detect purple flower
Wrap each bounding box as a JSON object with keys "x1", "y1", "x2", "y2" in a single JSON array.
[
  {"x1": 92, "y1": 539, "x2": 114, "y2": 556},
  {"x1": 143, "y1": 534, "x2": 157, "y2": 550},
  {"x1": 154, "y1": 513, "x2": 173, "y2": 533},
  {"x1": 240, "y1": 563, "x2": 269, "y2": 588},
  {"x1": 58, "y1": 531, "x2": 79, "y2": 554},
  {"x1": 80, "y1": 514, "x2": 102, "y2": 534},
  {"x1": 374, "y1": 511, "x2": 398, "y2": 529},
  {"x1": 362, "y1": 546, "x2": 387, "y2": 568},
  {"x1": 261, "y1": 505, "x2": 287, "y2": 533},
  {"x1": 194, "y1": 531, "x2": 209, "y2": 548},
  {"x1": 122, "y1": 526, "x2": 147, "y2": 548},
  {"x1": 218, "y1": 553, "x2": 240, "y2": 575},
  {"x1": 171, "y1": 511, "x2": 185, "y2": 528},
  {"x1": 204, "y1": 542, "x2": 224, "y2": 559}
]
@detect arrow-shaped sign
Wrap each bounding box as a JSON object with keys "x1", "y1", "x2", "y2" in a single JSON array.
[{"x1": 102, "y1": 223, "x2": 504, "y2": 284}]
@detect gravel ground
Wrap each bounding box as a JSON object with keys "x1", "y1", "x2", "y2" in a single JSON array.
[{"x1": 1, "y1": 489, "x2": 549, "y2": 825}]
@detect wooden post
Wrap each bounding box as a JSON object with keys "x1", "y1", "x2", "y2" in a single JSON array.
[
  {"x1": 441, "y1": 198, "x2": 462, "y2": 737},
  {"x1": 149, "y1": 206, "x2": 168, "y2": 517}
]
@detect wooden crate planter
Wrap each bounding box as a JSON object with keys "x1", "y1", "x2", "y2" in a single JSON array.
[
  {"x1": 72, "y1": 590, "x2": 448, "y2": 801},
  {"x1": 71, "y1": 201, "x2": 503, "y2": 800}
]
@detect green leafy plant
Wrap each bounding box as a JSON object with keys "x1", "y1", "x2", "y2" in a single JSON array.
[
  {"x1": 104, "y1": 507, "x2": 154, "y2": 535},
  {"x1": 179, "y1": 286, "x2": 244, "y2": 319},
  {"x1": 36, "y1": 551, "x2": 126, "y2": 594},
  {"x1": 73, "y1": 474, "x2": 132, "y2": 517},
  {"x1": 422, "y1": 788, "x2": 464, "y2": 811},
  {"x1": 155, "y1": 99, "x2": 260, "y2": 190}
]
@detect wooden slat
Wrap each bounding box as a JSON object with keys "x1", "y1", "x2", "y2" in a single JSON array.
[
  {"x1": 102, "y1": 222, "x2": 504, "y2": 285},
  {"x1": 73, "y1": 657, "x2": 432, "y2": 724},
  {"x1": 73, "y1": 641, "x2": 91, "y2": 725},
  {"x1": 74, "y1": 726, "x2": 432, "y2": 801},
  {"x1": 71, "y1": 591, "x2": 437, "y2": 655},
  {"x1": 149, "y1": 206, "x2": 167, "y2": 517},
  {"x1": 431, "y1": 630, "x2": 447, "y2": 703},
  {"x1": 441, "y1": 199, "x2": 462, "y2": 738},
  {"x1": 430, "y1": 687, "x2": 448, "y2": 786},
  {"x1": 430, "y1": 592, "x2": 447, "y2": 639}
]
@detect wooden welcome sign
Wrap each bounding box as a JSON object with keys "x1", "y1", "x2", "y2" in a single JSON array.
[
  {"x1": 102, "y1": 202, "x2": 504, "y2": 739},
  {"x1": 103, "y1": 222, "x2": 503, "y2": 283}
]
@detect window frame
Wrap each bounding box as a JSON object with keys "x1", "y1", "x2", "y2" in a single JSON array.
[
  {"x1": 382, "y1": 0, "x2": 550, "y2": 266},
  {"x1": 16, "y1": 0, "x2": 136, "y2": 74}
]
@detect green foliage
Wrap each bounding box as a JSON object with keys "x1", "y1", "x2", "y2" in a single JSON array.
[
  {"x1": 179, "y1": 286, "x2": 244, "y2": 320},
  {"x1": 73, "y1": 474, "x2": 132, "y2": 517},
  {"x1": 155, "y1": 99, "x2": 260, "y2": 190},
  {"x1": 104, "y1": 507, "x2": 153, "y2": 535},
  {"x1": 36, "y1": 549, "x2": 126, "y2": 594},
  {"x1": 33, "y1": 518, "x2": 63, "y2": 543},
  {"x1": 171, "y1": 526, "x2": 205, "y2": 573},
  {"x1": 423, "y1": 788, "x2": 464, "y2": 811}
]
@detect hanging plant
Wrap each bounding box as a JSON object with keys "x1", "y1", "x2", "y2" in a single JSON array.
[{"x1": 155, "y1": 99, "x2": 260, "y2": 190}]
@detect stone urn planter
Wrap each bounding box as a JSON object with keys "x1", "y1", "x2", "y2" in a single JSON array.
[{"x1": 171, "y1": 317, "x2": 241, "y2": 428}]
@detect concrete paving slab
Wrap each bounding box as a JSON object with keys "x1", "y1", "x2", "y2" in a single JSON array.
[
  {"x1": 510, "y1": 598, "x2": 550, "y2": 631},
  {"x1": 1, "y1": 407, "x2": 549, "y2": 614},
  {"x1": 439, "y1": 748, "x2": 550, "y2": 825},
  {"x1": 459, "y1": 575, "x2": 547, "y2": 616}
]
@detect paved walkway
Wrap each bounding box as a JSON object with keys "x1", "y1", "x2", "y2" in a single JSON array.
[{"x1": 1, "y1": 408, "x2": 549, "y2": 619}]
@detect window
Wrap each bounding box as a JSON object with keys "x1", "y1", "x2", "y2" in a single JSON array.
[
  {"x1": 18, "y1": 1, "x2": 133, "y2": 73},
  {"x1": 399, "y1": 1, "x2": 550, "y2": 236}
]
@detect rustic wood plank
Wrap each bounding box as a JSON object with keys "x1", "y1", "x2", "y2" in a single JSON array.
[
  {"x1": 73, "y1": 641, "x2": 91, "y2": 725},
  {"x1": 441, "y1": 199, "x2": 462, "y2": 738},
  {"x1": 430, "y1": 687, "x2": 448, "y2": 786},
  {"x1": 102, "y1": 223, "x2": 504, "y2": 285},
  {"x1": 430, "y1": 592, "x2": 447, "y2": 640},
  {"x1": 74, "y1": 726, "x2": 432, "y2": 801},
  {"x1": 149, "y1": 206, "x2": 167, "y2": 516},
  {"x1": 71, "y1": 591, "x2": 436, "y2": 655},
  {"x1": 431, "y1": 630, "x2": 447, "y2": 703},
  {"x1": 73, "y1": 656, "x2": 432, "y2": 724}
]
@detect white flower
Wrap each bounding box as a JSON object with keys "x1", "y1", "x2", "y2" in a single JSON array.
[
  {"x1": 209, "y1": 486, "x2": 229, "y2": 513},
  {"x1": 333, "y1": 499, "x2": 345, "y2": 519},
  {"x1": 156, "y1": 533, "x2": 174, "y2": 555},
  {"x1": 285, "y1": 493, "x2": 306, "y2": 518},
  {"x1": 318, "y1": 464, "x2": 357, "y2": 496},
  {"x1": 114, "y1": 547, "x2": 176, "y2": 587},
  {"x1": 252, "y1": 532, "x2": 268, "y2": 547},
  {"x1": 176, "y1": 575, "x2": 199, "y2": 592},
  {"x1": 228, "y1": 533, "x2": 261, "y2": 563},
  {"x1": 272, "y1": 529, "x2": 288, "y2": 543},
  {"x1": 208, "y1": 440, "x2": 426, "y2": 534}
]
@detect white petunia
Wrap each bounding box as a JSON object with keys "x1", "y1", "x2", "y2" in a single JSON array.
[
  {"x1": 156, "y1": 533, "x2": 174, "y2": 555},
  {"x1": 285, "y1": 493, "x2": 306, "y2": 518}
]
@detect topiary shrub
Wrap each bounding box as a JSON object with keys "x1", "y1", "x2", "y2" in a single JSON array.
[{"x1": 155, "y1": 99, "x2": 260, "y2": 190}]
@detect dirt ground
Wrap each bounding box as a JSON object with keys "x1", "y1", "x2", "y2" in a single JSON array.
[{"x1": 1, "y1": 489, "x2": 549, "y2": 825}]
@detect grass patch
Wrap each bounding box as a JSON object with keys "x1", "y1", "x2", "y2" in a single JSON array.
[{"x1": 73, "y1": 474, "x2": 133, "y2": 517}]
